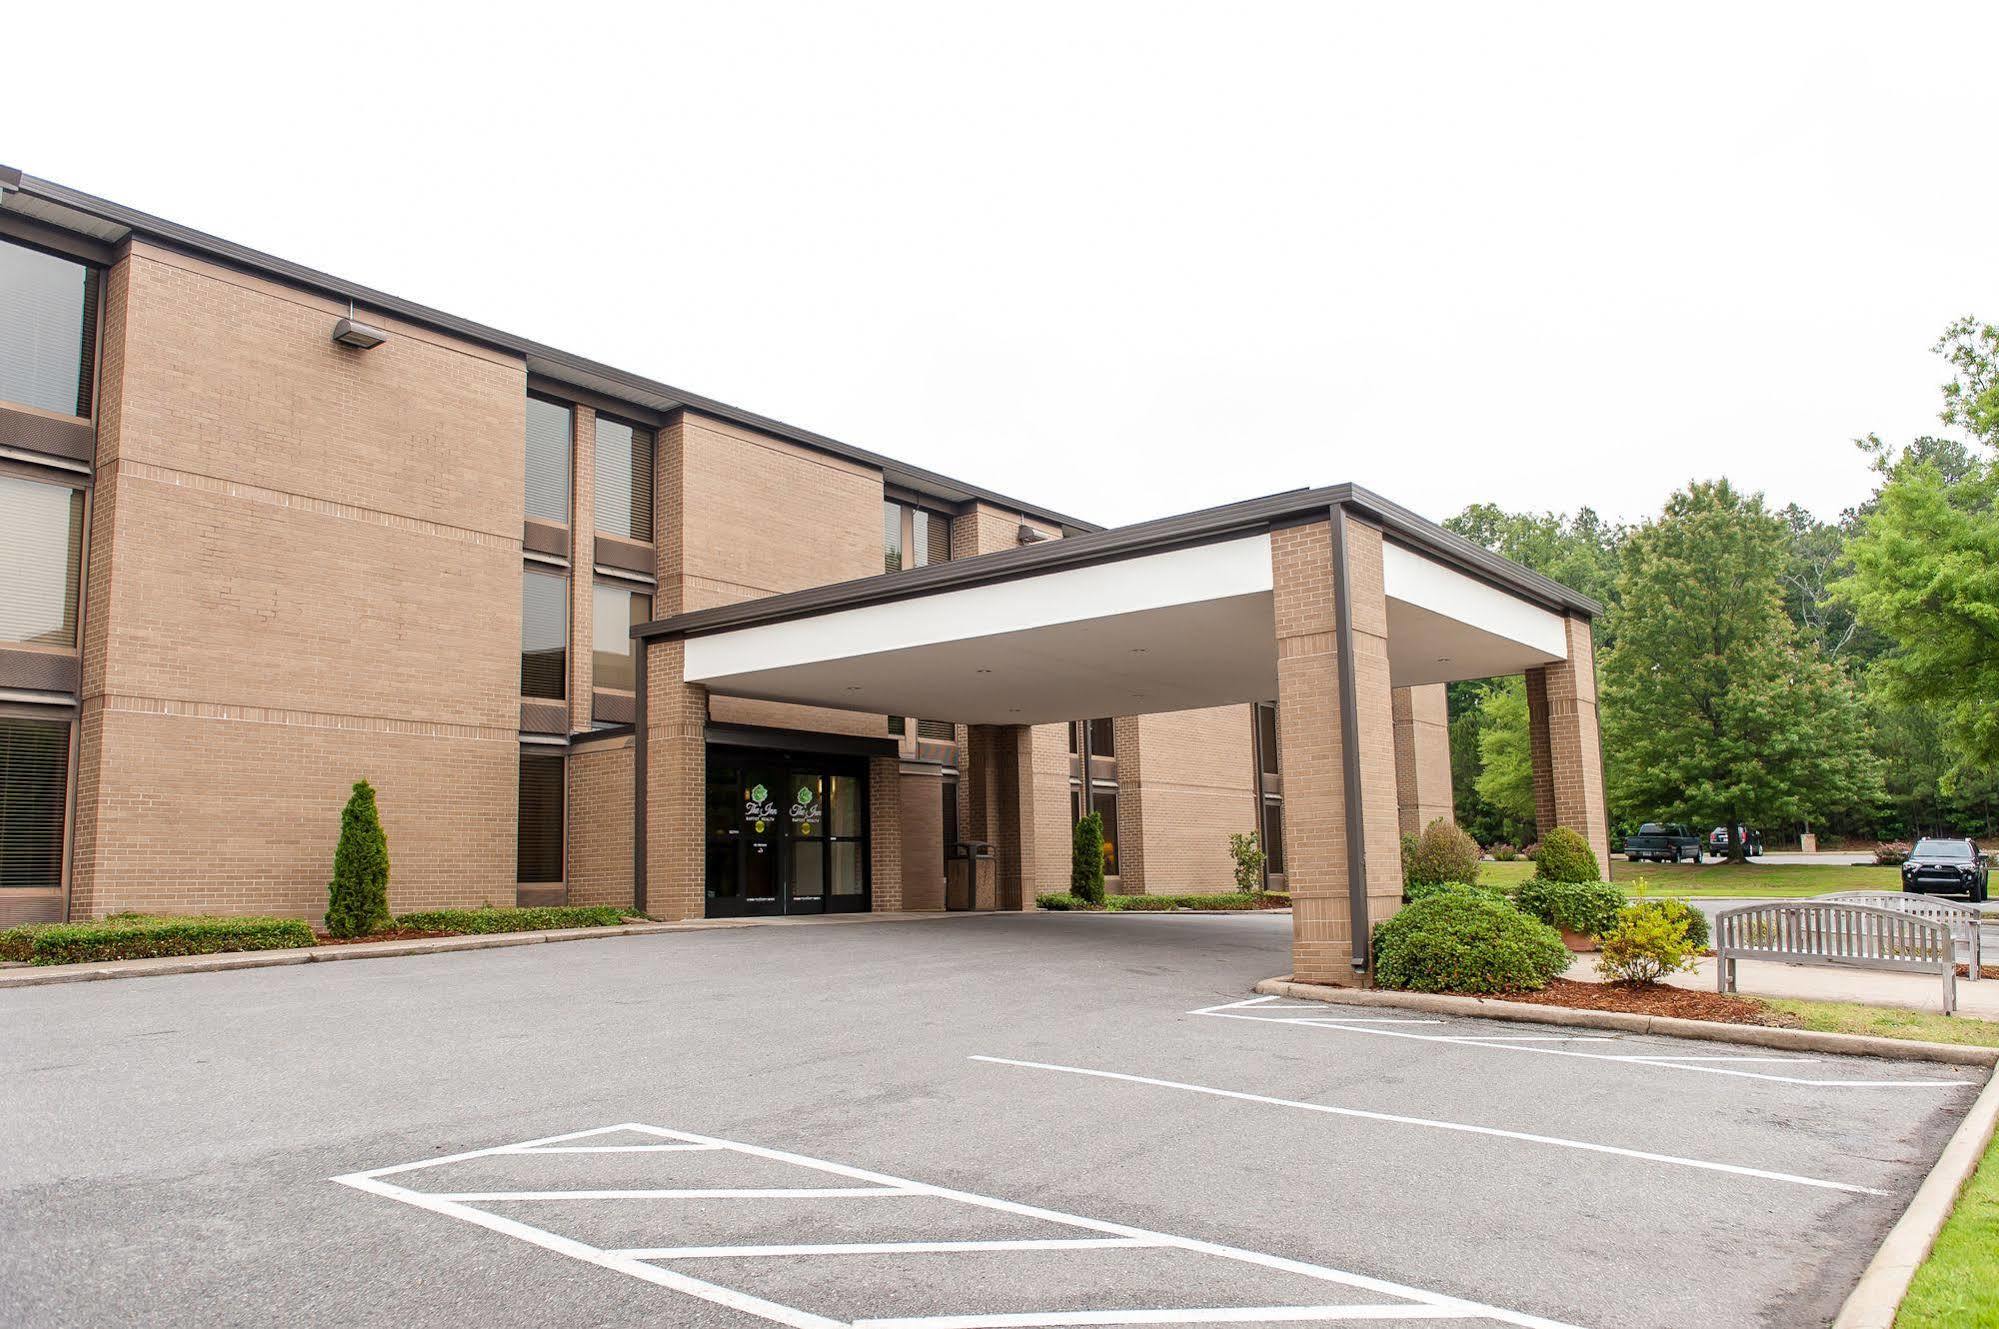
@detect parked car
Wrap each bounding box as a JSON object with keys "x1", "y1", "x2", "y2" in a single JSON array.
[
  {"x1": 1901, "y1": 838, "x2": 1990, "y2": 903},
  {"x1": 1625, "y1": 822, "x2": 1703, "y2": 863},
  {"x1": 1707, "y1": 825, "x2": 1764, "y2": 858}
]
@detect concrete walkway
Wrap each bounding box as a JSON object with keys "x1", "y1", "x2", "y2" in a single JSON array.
[{"x1": 1564, "y1": 952, "x2": 1999, "y2": 1018}]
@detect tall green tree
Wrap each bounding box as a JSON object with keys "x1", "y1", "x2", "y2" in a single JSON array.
[
  {"x1": 326, "y1": 779, "x2": 393, "y2": 938},
  {"x1": 1837, "y1": 316, "x2": 1999, "y2": 780},
  {"x1": 1601, "y1": 481, "x2": 1879, "y2": 858},
  {"x1": 1472, "y1": 676, "x2": 1536, "y2": 836}
]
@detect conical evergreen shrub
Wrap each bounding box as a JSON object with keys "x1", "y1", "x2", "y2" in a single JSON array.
[
  {"x1": 325, "y1": 779, "x2": 393, "y2": 938},
  {"x1": 1071, "y1": 811, "x2": 1106, "y2": 905}
]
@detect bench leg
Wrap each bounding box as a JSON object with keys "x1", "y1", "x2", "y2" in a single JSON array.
[{"x1": 1944, "y1": 968, "x2": 1956, "y2": 1017}]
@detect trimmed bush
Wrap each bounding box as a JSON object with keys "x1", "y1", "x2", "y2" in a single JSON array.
[
  {"x1": 1104, "y1": 894, "x2": 1175, "y2": 911},
  {"x1": 325, "y1": 779, "x2": 393, "y2": 938},
  {"x1": 1532, "y1": 827, "x2": 1601, "y2": 884},
  {"x1": 1035, "y1": 893, "x2": 1085, "y2": 910},
  {"x1": 1372, "y1": 894, "x2": 1571, "y2": 994},
  {"x1": 20, "y1": 915, "x2": 315, "y2": 966},
  {"x1": 392, "y1": 906, "x2": 625, "y2": 934},
  {"x1": 1874, "y1": 841, "x2": 1912, "y2": 867},
  {"x1": 1516, "y1": 878, "x2": 1624, "y2": 937},
  {"x1": 1403, "y1": 819, "x2": 1483, "y2": 888},
  {"x1": 1636, "y1": 895, "x2": 1709, "y2": 950},
  {"x1": 1596, "y1": 900, "x2": 1700, "y2": 983},
  {"x1": 1071, "y1": 811, "x2": 1106, "y2": 906},
  {"x1": 1405, "y1": 880, "x2": 1509, "y2": 906}
]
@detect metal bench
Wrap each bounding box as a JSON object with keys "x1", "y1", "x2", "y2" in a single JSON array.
[
  {"x1": 1816, "y1": 890, "x2": 1983, "y2": 981},
  {"x1": 1714, "y1": 901, "x2": 1958, "y2": 1014}
]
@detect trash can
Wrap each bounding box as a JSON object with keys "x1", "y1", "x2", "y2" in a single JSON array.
[{"x1": 946, "y1": 841, "x2": 994, "y2": 910}]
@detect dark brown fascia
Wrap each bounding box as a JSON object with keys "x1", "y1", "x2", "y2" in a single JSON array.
[
  {"x1": 2, "y1": 169, "x2": 1098, "y2": 538},
  {"x1": 634, "y1": 484, "x2": 1603, "y2": 643}
]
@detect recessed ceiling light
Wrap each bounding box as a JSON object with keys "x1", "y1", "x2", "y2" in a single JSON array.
[
  {"x1": 1435, "y1": 657, "x2": 1452, "y2": 664},
  {"x1": 976, "y1": 668, "x2": 993, "y2": 674},
  {"x1": 1130, "y1": 648, "x2": 1148, "y2": 654}
]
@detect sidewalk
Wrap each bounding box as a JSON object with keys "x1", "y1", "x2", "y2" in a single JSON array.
[
  {"x1": 1564, "y1": 953, "x2": 1999, "y2": 1019},
  {"x1": 0, "y1": 910, "x2": 977, "y2": 990}
]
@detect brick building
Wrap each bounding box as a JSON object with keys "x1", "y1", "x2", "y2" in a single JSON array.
[{"x1": 0, "y1": 168, "x2": 1605, "y2": 985}]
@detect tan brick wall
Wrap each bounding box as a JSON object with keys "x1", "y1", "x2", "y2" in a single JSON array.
[
  {"x1": 898, "y1": 766, "x2": 945, "y2": 910},
  {"x1": 1126, "y1": 705, "x2": 1258, "y2": 893},
  {"x1": 73, "y1": 245, "x2": 525, "y2": 920},
  {"x1": 869, "y1": 755, "x2": 904, "y2": 911},
  {"x1": 569, "y1": 733, "x2": 634, "y2": 908},
  {"x1": 642, "y1": 638, "x2": 708, "y2": 921},
  {"x1": 1272, "y1": 515, "x2": 1402, "y2": 985},
  {"x1": 1392, "y1": 683, "x2": 1454, "y2": 837}
]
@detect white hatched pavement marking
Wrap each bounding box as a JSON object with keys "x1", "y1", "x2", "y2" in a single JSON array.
[
  {"x1": 1190, "y1": 998, "x2": 1971, "y2": 1088},
  {"x1": 969, "y1": 1056, "x2": 1885, "y2": 1195},
  {"x1": 331, "y1": 1122, "x2": 1588, "y2": 1329}
]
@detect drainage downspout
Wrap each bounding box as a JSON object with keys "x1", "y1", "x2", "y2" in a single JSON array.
[
  {"x1": 1328, "y1": 502, "x2": 1372, "y2": 977},
  {"x1": 632, "y1": 634, "x2": 649, "y2": 918}
]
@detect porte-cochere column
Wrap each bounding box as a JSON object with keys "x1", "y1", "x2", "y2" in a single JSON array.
[
  {"x1": 1272, "y1": 511, "x2": 1403, "y2": 986},
  {"x1": 1524, "y1": 614, "x2": 1611, "y2": 870},
  {"x1": 639, "y1": 638, "x2": 708, "y2": 921}
]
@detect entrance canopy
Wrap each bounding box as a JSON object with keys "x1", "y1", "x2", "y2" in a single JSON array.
[{"x1": 637, "y1": 485, "x2": 1599, "y2": 725}]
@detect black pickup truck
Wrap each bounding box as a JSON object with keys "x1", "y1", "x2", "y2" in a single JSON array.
[{"x1": 1624, "y1": 822, "x2": 1704, "y2": 863}]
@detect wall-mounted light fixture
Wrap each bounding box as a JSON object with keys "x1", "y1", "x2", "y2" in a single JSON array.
[{"x1": 331, "y1": 315, "x2": 388, "y2": 350}]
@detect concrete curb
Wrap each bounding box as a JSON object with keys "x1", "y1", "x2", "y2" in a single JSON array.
[
  {"x1": 0, "y1": 911, "x2": 971, "y2": 991},
  {"x1": 1252, "y1": 977, "x2": 1999, "y2": 1067},
  {"x1": 1833, "y1": 1068, "x2": 1999, "y2": 1328}
]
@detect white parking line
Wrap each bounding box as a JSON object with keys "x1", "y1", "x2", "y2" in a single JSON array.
[
  {"x1": 333, "y1": 1123, "x2": 1588, "y2": 1329},
  {"x1": 968, "y1": 1055, "x2": 1886, "y2": 1195},
  {"x1": 425, "y1": 1187, "x2": 918, "y2": 1201},
  {"x1": 1192, "y1": 999, "x2": 1972, "y2": 1088}
]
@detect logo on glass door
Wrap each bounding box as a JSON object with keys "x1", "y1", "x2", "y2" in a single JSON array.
[
  {"x1": 745, "y1": 784, "x2": 778, "y2": 833},
  {"x1": 789, "y1": 784, "x2": 818, "y2": 835}
]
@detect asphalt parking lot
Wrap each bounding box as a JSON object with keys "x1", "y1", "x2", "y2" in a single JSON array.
[{"x1": 0, "y1": 911, "x2": 1982, "y2": 1328}]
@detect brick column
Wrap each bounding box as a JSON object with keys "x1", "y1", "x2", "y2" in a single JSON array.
[
  {"x1": 641, "y1": 638, "x2": 707, "y2": 921},
  {"x1": 568, "y1": 405, "x2": 596, "y2": 734},
  {"x1": 869, "y1": 755, "x2": 904, "y2": 911},
  {"x1": 1391, "y1": 683, "x2": 1454, "y2": 837},
  {"x1": 1525, "y1": 615, "x2": 1610, "y2": 868},
  {"x1": 993, "y1": 724, "x2": 1040, "y2": 910},
  {"x1": 1109, "y1": 715, "x2": 1145, "y2": 893},
  {"x1": 1272, "y1": 512, "x2": 1402, "y2": 986}
]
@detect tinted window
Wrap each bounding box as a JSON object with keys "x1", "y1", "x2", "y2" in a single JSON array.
[
  {"x1": 593, "y1": 416, "x2": 654, "y2": 542},
  {"x1": 0, "y1": 475, "x2": 85, "y2": 648},
  {"x1": 1256, "y1": 702, "x2": 1280, "y2": 775},
  {"x1": 0, "y1": 716, "x2": 68, "y2": 889},
  {"x1": 521, "y1": 569, "x2": 567, "y2": 699},
  {"x1": 1261, "y1": 799, "x2": 1285, "y2": 875},
  {"x1": 911, "y1": 509, "x2": 950, "y2": 567},
  {"x1": 1913, "y1": 840, "x2": 1973, "y2": 860},
  {"x1": 516, "y1": 749, "x2": 564, "y2": 882},
  {"x1": 591, "y1": 583, "x2": 650, "y2": 692},
  {"x1": 882, "y1": 501, "x2": 903, "y2": 574},
  {"x1": 1088, "y1": 718, "x2": 1116, "y2": 758},
  {"x1": 525, "y1": 397, "x2": 572, "y2": 523},
  {"x1": 0, "y1": 239, "x2": 95, "y2": 417},
  {"x1": 1091, "y1": 786, "x2": 1119, "y2": 873},
  {"x1": 1638, "y1": 823, "x2": 1666, "y2": 836}
]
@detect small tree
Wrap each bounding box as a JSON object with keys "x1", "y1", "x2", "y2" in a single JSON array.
[
  {"x1": 1070, "y1": 811, "x2": 1106, "y2": 905},
  {"x1": 325, "y1": 779, "x2": 392, "y2": 938},
  {"x1": 1403, "y1": 818, "x2": 1482, "y2": 888},
  {"x1": 1229, "y1": 832, "x2": 1266, "y2": 894}
]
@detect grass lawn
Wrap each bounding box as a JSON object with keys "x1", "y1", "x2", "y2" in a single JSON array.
[
  {"x1": 1757, "y1": 998, "x2": 1999, "y2": 1049},
  {"x1": 1896, "y1": 1128, "x2": 1999, "y2": 1327},
  {"x1": 1478, "y1": 858, "x2": 1898, "y2": 896}
]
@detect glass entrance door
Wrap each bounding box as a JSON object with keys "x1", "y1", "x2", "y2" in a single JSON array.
[{"x1": 706, "y1": 752, "x2": 871, "y2": 918}]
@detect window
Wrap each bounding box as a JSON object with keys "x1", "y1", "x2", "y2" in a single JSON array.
[
  {"x1": 0, "y1": 716, "x2": 68, "y2": 890},
  {"x1": 941, "y1": 778, "x2": 959, "y2": 851},
  {"x1": 1087, "y1": 717, "x2": 1115, "y2": 759},
  {"x1": 883, "y1": 500, "x2": 952, "y2": 572},
  {"x1": 516, "y1": 749, "x2": 564, "y2": 883},
  {"x1": 1091, "y1": 785, "x2": 1119, "y2": 875},
  {"x1": 1261, "y1": 799, "x2": 1286, "y2": 875},
  {"x1": 594, "y1": 416, "x2": 655, "y2": 542},
  {"x1": 592, "y1": 583, "x2": 651, "y2": 692},
  {"x1": 1256, "y1": 702, "x2": 1280, "y2": 776},
  {"x1": 916, "y1": 719, "x2": 954, "y2": 740},
  {"x1": 887, "y1": 716, "x2": 906, "y2": 737},
  {"x1": 525, "y1": 397, "x2": 572, "y2": 523},
  {"x1": 1251, "y1": 701, "x2": 1284, "y2": 882},
  {"x1": 1068, "y1": 717, "x2": 1120, "y2": 876},
  {"x1": 0, "y1": 475, "x2": 85, "y2": 648},
  {"x1": 0, "y1": 239, "x2": 97, "y2": 418},
  {"x1": 521, "y1": 569, "x2": 567, "y2": 698}
]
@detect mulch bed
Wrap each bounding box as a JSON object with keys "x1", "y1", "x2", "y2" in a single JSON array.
[
  {"x1": 311, "y1": 929, "x2": 456, "y2": 947},
  {"x1": 1479, "y1": 977, "x2": 1797, "y2": 1026},
  {"x1": 1957, "y1": 964, "x2": 1999, "y2": 980}
]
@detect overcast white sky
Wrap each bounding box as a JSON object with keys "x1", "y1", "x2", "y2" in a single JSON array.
[{"x1": 12, "y1": 2, "x2": 1997, "y2": 529}]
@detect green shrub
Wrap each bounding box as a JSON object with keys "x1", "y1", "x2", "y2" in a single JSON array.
[
  {"x1": 0, "y1": 923, "x2": 50, "y2": 962},
  {"x1": 1516, "y1": 878, "x2": 1624, "y2": 936},
  {"x1": 1104, "y1": 894, "x2": 1175, "y2": 911},
  {"x1": 392, "y1": 906, "x2": 625, "y2": 934},
  {"x1": 1071, "y1": 811, "x2": 1106, "y2": 906},
  {"x1": 1229, "y1": 832, "x2": 1266, "y2": 893},
  {"x1": 325, "y1": 779, "x2": 393, "y2": 938},
  {"x1": 1404, "y1": 819, "x2": 1482, "y2": 888},
  {"x1": 1035, "y1": 892, "x2": 1087, "y2": 910},
  {"x1": 1596, "y1": 900, "x2": 1700, "y2": 983},
  {"x1": 1372, "y1": 894, "x2": 1571, "y2": 994},
  {"x1": 1404, "y1": 880, "x2": 1509, "y2": 905},
  {"x1": 1490, "y1": 842, "x2": 1519, "y2": 862},
  {"x1": 1532, "y1": 827, "x2": 1601, "y2": 884},
  {"x1": 23, "y1": 915, "x2": 316, "y2": 965},
  {"x1": 1629, "y1": 894, "x2": 1709, "y2": 950}
]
